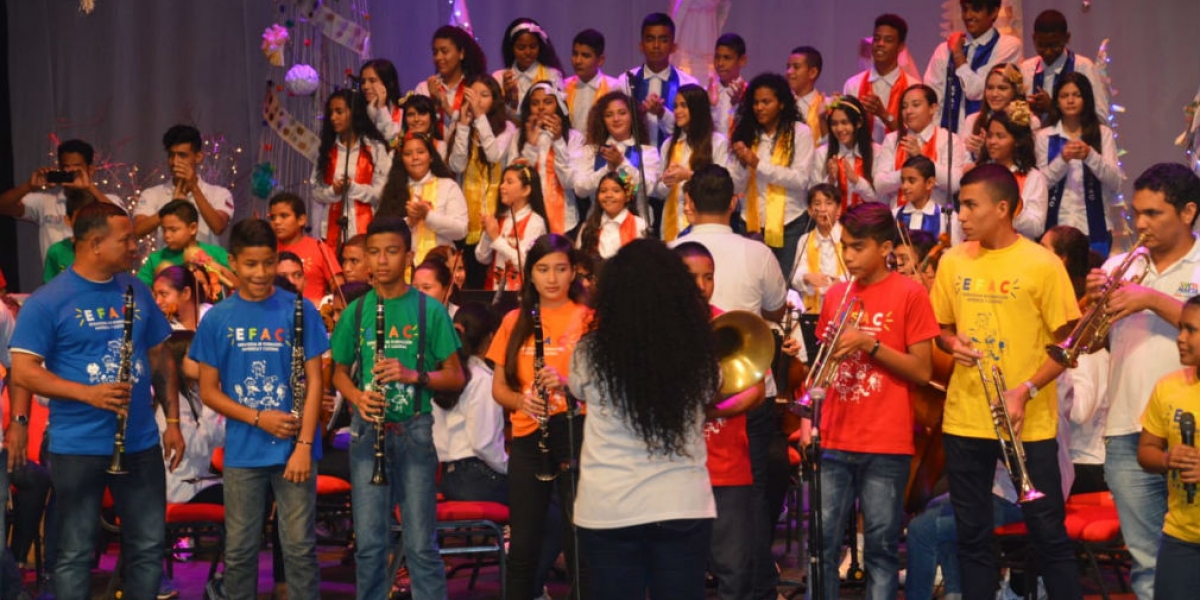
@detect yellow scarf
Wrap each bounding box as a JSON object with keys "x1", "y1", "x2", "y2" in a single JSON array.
[
  {"x1": 461, "y1": 142, "x2": 501, "y2": 245},
  {"x1": 566, "y1": 75, "x2": 609, "y2": 117},
  {"x1": 804, "y1": 92, "x2": 825, "y2": 147},
  {"x1": 745, "y1": 131, "x2": 792, "y2": 248},
  {"x1": 410, "y1": 177, "x2": 441, "y2": 264},
  {"x1": 803, "y1": 228, "x2": 844, "y2": 313},
  {"x1": 662, "y1": 140, "x2": 687, "y2": 241}
]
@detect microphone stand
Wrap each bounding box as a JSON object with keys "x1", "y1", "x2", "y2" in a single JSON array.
[
  {"x1": 805, "y1": 388, "x2": 827, "y2": 600},
  {"x1": 944, "y1": 54, "x2": 958, "y2": 238},
  {"x1": 625, "y1": 69, "x2": 653, "y2": 238}
]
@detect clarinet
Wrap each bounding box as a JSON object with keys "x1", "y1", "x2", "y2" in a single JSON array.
[
  {"x1": 289, "y1": 292, "x2": 307, "y2": 438},
  {"x1": 532, "y1": 303, "x2": 559, "y2": 482},
  {"x1": 369, "y1": 296, "x2": 388, "y2": 486},
  {"x1": 107, "y1": 285, "x2": 136, "y2": 475}
]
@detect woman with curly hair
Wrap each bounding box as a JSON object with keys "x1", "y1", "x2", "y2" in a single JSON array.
[
  {"x1": 730, "y1": 72, "x2": 815, "y2": 271},
  {"x1": 572, "y1": 91, "x2": 660, "y2": 226},
  {"x1": 485, "y1": 233, "x2": 591, "y2": 600},
  {"x1": 571, "y1": 238, "x2": 720, "y2": 599},
  {"x1": 310, "y1": 88, "x2": 392, "y2": 248},
  {"x1": 413, "y1": 25, "x2": 489, "y2": 135},
  {"x1": 976, "y1": 102, "x2": 1048, "y2": 239}
]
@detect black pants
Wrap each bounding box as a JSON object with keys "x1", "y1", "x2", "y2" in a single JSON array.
[
  {"x1": 1068, "y1": 462, "x2": 1107, "y2": 496},
  {"x1": 506, "y1": 415, "x2": 588, "y2": 600}
]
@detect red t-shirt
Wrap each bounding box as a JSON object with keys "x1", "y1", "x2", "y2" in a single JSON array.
[
  {"x1": 705, "y1": 305, "x2": 752, "y2": 486},
  {"x1": 279, "y1": 236, "x2": 343, "y2": 304},
  {"x1": 816, "y1": 272, "x2": 940, "y2": 455}
]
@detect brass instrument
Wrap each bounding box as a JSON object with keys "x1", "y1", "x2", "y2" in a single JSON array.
[
  {"x1": 369, "y1": 297, "x2": 388, "y2": 486},
  {"x1": 107, "y1": 286, "x2": 136, "y2": 475},
  {"x1": 804, "y1": 280, "x2": 866, "y2": 394},
  {"x1": 712, "y1": 310, "x2": 776, "y2": 396},
  {"x1": 978, "y1": 362, "x2": 1044, "y2": 503},
  {"x1": 532, "y1": 303, "x2": 559, "y2": 482},
  {"x1": 290, "y1": 292, "x2": 308, "y2": 437},
  {"x1": 1047, "y1": 233, "x2": 1150, "y2": 368}
]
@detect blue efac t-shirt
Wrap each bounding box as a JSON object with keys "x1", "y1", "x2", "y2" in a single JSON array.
[
  {"x1": 10, "y1": 268, "x2": 173, "y2": 456},
  {"x1": 189, "y1": 288, "x2": 329, "y2": 468}
]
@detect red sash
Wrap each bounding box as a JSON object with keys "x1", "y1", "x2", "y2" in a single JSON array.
[
  {"x1": 858, "y1": 69, "x2": 907, "y2": 134},
  {"x1": 324, "y1": 143, "x2": 376, "y2": 248},
  {"x1": 1012, "y1": 170, "x2": 1027, "y2": 217},
  {"x1": 618, "y1": 211, "x2": 639, "y2": 245},
  {"x1": 836, "y1": 155, "x2": 867, "y2": 210},
  {"x1": 894, "y1": 132, "x2": 939, "y2": 207},
  {"x1": 484, "y1": 212, "x2": 532, "y2": 291}
]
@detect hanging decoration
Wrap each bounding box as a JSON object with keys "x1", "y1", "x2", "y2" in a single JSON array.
[
  {"x1": 80, "y1": 0, "x2": 96, "y2": 14},
  {"x1": 262, "y1": 24, "x2": 290, "y2": 67},
  {"x1": 314, "y1": 4, "x2": 370, "y2": 58},
  {"x1": 1094, "y1": 38, "x2": 1135, "y2": 250},
  {"x1": 448, "y1": 0, "x2": 474, "y2": 36},
  {"x1": 263, "y1": 85, "x2": 321, "y2": 163},
  {"x1": 251, "y1": 162, "x2": 278, "y2": 200},
  {"x1": 285, "y1": 63, "x2": 321, "y2": 96}
]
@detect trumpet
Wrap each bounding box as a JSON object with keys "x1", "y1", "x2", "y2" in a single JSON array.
[
  {"x1": 804, "y1": 279, "x2": 865, "y2": 394},
  {"x1": 107, "y1": 285, "x2": 136, "y2": 475},
  {"x1": 369, "y1": 297, "x2": 388, "y2": 486},
  {"x1": 978, "y1": 362, "x2": 1044, "y2": 503},
  {"x1": 1047, "y1": 233, "x2": 1150, "y2": 368}
]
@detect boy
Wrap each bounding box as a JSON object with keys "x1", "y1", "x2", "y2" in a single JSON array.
[
  {"x1": 43, "y1": 191, "x2": 95, "y2": 282},
  {"x1": 278, "y1": 251, "x2": 307, "y2": 298},
  {"x1": 341, "y1": 233, "x2": 370, "y2": 284},
  {"x1": 710, "y1": 33, "x2": 748, "y2": 140},
  {"x1": 269, "y1": 192, "x2": 344, "y2": 305},
  {"x1": 329, "y1": 215, "x2": 465, "y2": 600},
  {"x1": 1020, "y1": 9, "x2": 1109, "y2": 122},
  {"x1": 618, "y1": 12, "x2": 700, "y2": 148},
  {"x1": 923, "y1": 0, "x2": 1022, "y2": 132},
  {"x1": 932, "y1": 164, "x2": 1081, "y2": 600},
  {"x1": 843, "y1": 14, "x2": 911, "y2": 143},
  {"x1": 895, "y1": 156, "x2": 955, "y2": 238},
  {"x1": 675, "y1": 240, "x2": 764, "y2": 600},
  {"x1": 134, "y1": 124, "x2": 235, "y2": 247},
  {"x1": 189, "y1": 218, "x2": 327, "y2": 600},
  {"x1": 564, "y1": 29, "x2": 620, "y2": 133},
  {"x1": 1138, "y1": 295, "x2": 1200, "y2": 600},
  {"x1": 785, "y1": 46, "x2": 827, "y2": 146},
  {"x1": 791, "y1": 184, "x2": 845, "y2": 314},
  {"x1": 800, "y1": 202, "x2": 939, "y2": 600},
  {"x1": 137, "y1": 200, "x2": 236, "y2": 287}
]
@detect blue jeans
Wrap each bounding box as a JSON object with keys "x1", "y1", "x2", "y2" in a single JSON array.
[
  {"x1": 440, "y1": 457, "x2": 507, "y2": 504},
  {"x1": 811, "y1": 450, "x2": 909, "y2": 600},
  {"x1": 1104, "y1": 433, "x2": 1167, "y2": 600},
  {"x1": 579, "y1": 518, "x2": 713, "y2": 600},
  {"x1": 904, "y1": 493, "x2": 1023, "y2": 600},
  {"x1": 349, "y1": 411, "x2": 445, "y2": 600},
  {"x1": 710, "y1": 486, "x2": 753, "y2": 600},
  {"x1": 1154, "y1": 534, "x2": 1200, "y2": 600},
  {"x1": 50, "y1": 447, "x2": 165, "y2": 600},
  {"x1": 223, "y1": 464, "x2": 318, "y2": 600}
]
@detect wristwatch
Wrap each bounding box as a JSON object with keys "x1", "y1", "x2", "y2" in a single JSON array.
[
  {"x1": 416, "y1": 371, "x2": 430, "y2": 387},
  {"x1": 11, "y1": 414, "x2": 29, "y2": 426},
  {"x1": 1022, "y1": 381, "x2": 1039, "y2": 400}
]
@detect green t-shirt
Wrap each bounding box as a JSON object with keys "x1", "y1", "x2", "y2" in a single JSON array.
[
  {"x1": 330, "y1": 287, "x2": 460, "y2": 421},
  {"x1": 137, "y1": 242, "x2": 229, "y2": 286},
  {"x1": 43, "y1": 238, "x2": 75, "y2": 283}
]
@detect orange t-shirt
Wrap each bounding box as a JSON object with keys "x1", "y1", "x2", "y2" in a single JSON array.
[
  {"x1": 279, "y1": 236, "x2": 343, "y2": 304},
  {"x1": 486, "y1": 301, "x2": 591, "y2": 438}
]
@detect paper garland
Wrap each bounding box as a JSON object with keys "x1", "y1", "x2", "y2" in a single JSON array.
[
  {"x1": 263, "y1": 87, "x2": 321, "y2": 164},
  {"x1": 314, "y1": 5, "x2": 370, "y2": 58}
]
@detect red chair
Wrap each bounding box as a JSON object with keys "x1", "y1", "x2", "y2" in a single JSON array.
[
  {"x1": 163, "y1": 503, "x2": 225, "y2": 581},
  {"x1": 390, "y1": 499, "x2": 510, "y2": 598}
]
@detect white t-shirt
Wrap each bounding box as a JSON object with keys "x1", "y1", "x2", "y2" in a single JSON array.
[
  {"x1": 432, "y1": 356, "x2": 508, "y2": 474},
  {"x1": 20, "y1": 190, "x2": 123, "y2": 260},
  {"x1": 134, "y1": 178, "x2": 234, "y2": 248},
  {"x1": 670, "y1": 224, "x2": 787, "y2": 316}
]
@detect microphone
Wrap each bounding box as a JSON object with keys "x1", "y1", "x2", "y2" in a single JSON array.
[{"x1": 1181, "y1": 411, "x2": 1196, "y2": 504}]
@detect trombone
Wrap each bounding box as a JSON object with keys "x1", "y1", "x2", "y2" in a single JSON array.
[{"x1": 977, "y1": 362, "x2": 1044, "y2": 503}]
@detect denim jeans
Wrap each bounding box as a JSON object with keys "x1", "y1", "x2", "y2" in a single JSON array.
[
  {"x1": 904, "y1": 492, "x2": 1024, "y2": 600},
  {"x1": 710, "y1": 486, "x2": 753, "y2": 600},
  {"x1": 579, "y1": 518, "x2": 713, "y2": 600},
  {"x1": 943, "y1": 434, "x2": 1080, "y2": 600},
  {"x1": 8, "y1": 459, "x2": 52, "y2": 562},
  {"x1": 49, "y1": 447, "x2": 165, "y2": 600},
  {"x1": 1104, "y1": 433, "x2": 1167, "y2": 600},
  {"x1": 440, "y1": 457, "x2": 507, "y2": 504},
  {"x1": 349, "y1": 411, "x2": 445, "y2": 600},
  {"x1": 222, "y1": 463, "x2": 318, "y2": 600},
  {"x1": 1154, "y1": 534, "x2": 1200, "y2": 600},
  {"x1": 810, "y1": 450, "x2": 909, "y2": 600}
]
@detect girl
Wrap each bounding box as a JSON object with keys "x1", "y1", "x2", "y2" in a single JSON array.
[
  {"x1": 514, "y1": 81, "x2": 584, "y2": 235},
  {"x1": 432, "y1": 302, "x2": 508, "y2": 504},
  {"x1": 475, "y1": 164, "x2": 549, "y2": 291},
  {"x1": 812, "y1": 95, "x2": 884, "y2": 209},
  {"x1": 654, "y1": 84, "x2": 728, "y2": 241},
  {"x1": 311, "y1": 89, "x2": 392, "y2": 248},
  {"x1": 377, "y1": 132, "x2": 468, "y2": 265},
  {"x1": 412, "y1": 258, "x2": 460, "y2": 317},
  {"x1": 572, "y1": 91, "x2": 660, "y2": 229},
  {"x1": 414, "y1": 25, "x2": 489, "y2": 135},
  {"x1": 730, "y1": 72, "x2": 815, "y2": 270},
  {"x1": 876, "y1": 84, "x2": 965, "y2": 209},
  {"x1": 401, "y1": 94, "x2": 449, "y2": 159},
  {"x1": 493, "y1": 18, "x2": 565, "y2": 115},
  {"x1": 976, "y1": 103, "x2": 1048, "y2": 239},
  {"x1": 790, "y1": 184, "x2": 846, "y2": 313},
  {"x1": 962, "y1": 64, "x2": 1040, "y2": 161},
  {"x1": 571, "y1": 239, "x2": 718, "y2": 599},
  {"x1": 152, "y1": 265, "x2": 207, "y2": 331},
  {"x1": 577, "y1": 171, "x2": 646, "y2": 259},
  {"x1": 448, "y1": 74, "x2": 518, "y2": 288},
  {"x1": 485, "y1": 234, "x2": 592, "y2": 600},
  {"x1": 1035, "y1": 72, "x2": 1123, "y2": 255},
  {"x1": 360, "y1": 59, "x2": 404, "y2": 144}
]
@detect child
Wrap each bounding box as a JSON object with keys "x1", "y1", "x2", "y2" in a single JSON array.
[
  {"x1": 812, "y1": 95, "x2": 883, "y2": 208},
  {"x1": 894, "y1": 155, "x2": 957, "y2": 240},
  {"x1": 310, "y1": 89, "x2": 392, "y2": 248},
  {"x1": 790, "y1": 184, "x2": 845, "y2": 313},
  {"x1": 42, "y1": 190, "x2": 94, "y2": 282},
  {"x1": 1020, "y1": 9, "x2": 1108, "y2": 123},
  {"x1": 876, "y1": 84, "x2": 965, "y2": 210},
  {"x1": 1137, "y1": 295, "x2": 1200, "y2": 600},
  {"x1": 656, "y1": 84, "x2": 730, "y2": 241},
  {"x1": 618, "y1": 12, "x2": 701, "y2": 148},
  {"x1": 962, "y1": 64, "x2": 1039, "y2": 162},
  {"x1": 578, "y1": 171, "x2": 646, "y2": 259},
  {"x1": 843, "y1": 14, "x2": 912, "y2": 143},
  {"x1": 709, "y1": 33, "x2": 748, "y2": 140},
  {"x1": 564, "y1": 29, "x2": 620, "y2": 133},
  {"x1": 572, "y1": 91, "x2": 661, "y2": 221},
  {"x1": 975, "y1": 103, "x2": 1047, "y2": 240},
  {"x1": 329, "y1": 215, "x2": 464, "y2": 600},
  {"x1": 400, "y1": 94, "x2": 450, "y2": 159},
  {"x1": 922, "y1": 0, "x2": 1023, "y2": 133},
  {"x1": 378, "y1": 133, "x2": 468, "y2": 265},
  {"x1": 413, "y1": 25, "x2": 490, "y2": 135},
  {"x1": 360, "y1": 59, "x2": 405, "y2": 144},
  {"x1": 513, "y1": 81, "x2": 585, "y2": 235},
  {"x1": 277, "y1": 251, "x2": 307, "y2": 298},
  {"x1": 412, "y1": 258, "x2": 460, "y2": 317},
  {"x1": 269, "y1": 192, "x2": 344, "y2": 305},
  {"x1": 339, "y1": 234, "x2": 370, "y2": 284},
  {"x1": 785, "y1": 46, "x2": 828, "y2": 146},
  {"x1": 493, "y1": 18, "x2": 565, "y2": 117},
  {"x1": 152, "y1": 265, "x2": 206, "y2": 331},
  {"x1": 476, "y1": 164, "x2": 549, "y2": 290},
  {"x1": 190, "y1": 218, "x2": 327, "y2": 600},
  {"x1": 137, "y1": 199, "x2": 235, "y2": 288}
]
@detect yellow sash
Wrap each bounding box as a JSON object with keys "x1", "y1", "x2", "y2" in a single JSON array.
[
  {"x1": 461, "y1": 142, "x2": 501, "y2": 245},
  {"x1": 802, "y1": 230, "x2": 844, "y2": 313},
  {"x1": 411, "y1": 177, "x2": 441, "y2": 264},
  {"x1": 662, "y1": 140, "x2": 687, "y2": 241},
  {"x1": 745, "y1": 133, "x2": 791, "y2": 248},
  {"x1": 566, "y1": 76, "x2": 609, "y2": 117},
  {"x1": 805, "y1": 92, "x2": 825, "y2": 146}
]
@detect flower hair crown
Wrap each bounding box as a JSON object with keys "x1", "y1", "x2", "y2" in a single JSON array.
[
  {"x1": 1005, "y1": 100, "x2": 1032, "y2": 128},
  {"x1": 826, "y1": 94, "x2": 862, "y2": 116}
]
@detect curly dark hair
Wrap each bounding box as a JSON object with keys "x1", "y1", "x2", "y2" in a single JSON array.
[
  {"x1": 376, "y1": 133, "x2": 456, "y2": 219},
  {"x1": 731, "y1": 73, "x2": 799, "y2": 168},
  {"x1": 664, "y1": 84, "x2": 714, "y2": 172},
  {"x1": 432, "y1": 25, "x2": 488, "y2": 78},
  {"x1": 501, "y1": 18, "x2": 563, "y2": 72},
  {"x1": 584, "y1": 91, "x2": 649, "y2": 147},
  {"x1": 584, "y1": 239, "x2": 718, "y2": 457},
  {"x1": 317, "y1": 89, "x2": 388, "y2": 178},
  {"x1": 824, "y1": 95, "x2": 875, "y2": 185},
  {"x1": 400, "y1": 94, "x2": 444, "y2": 141},
  {"x1": 501, "y1": 234, "x2": 584, "y2": 392},
  {"x1": 980, "y1": 110, "x2": 1036, "y2": 175}
]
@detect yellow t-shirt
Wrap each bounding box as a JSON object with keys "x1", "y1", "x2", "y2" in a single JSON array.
[
  {"x1": 1141, "y1": 368, "x2": 1200, "y2": 544},
  {"x1": 931, "y1": 237, "x2": 1080, "y2": 441}
]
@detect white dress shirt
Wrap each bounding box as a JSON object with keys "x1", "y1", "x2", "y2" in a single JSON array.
[
  {"x1": 565, "y1": 72, "x2": 620, "y2": 133},
  {"x1": 810, "y1": 143, "x2": 884, "y2": 204},
  {"x1": 876, "y1": 123, "x2": 965, "y2": 209},
  {"x1": 135, "y1": 178, "x2": 235, "y2": 248},
  {"x1": 794, "y1": 89, "x2": 826, "y2": 147},
  {"x1": 572, "y1": 137, "x2": 661, "y2": 202},
  {"x1": 729, "y1": 123, "x2": 815, "y2": 227},
  {"x1": 1057, "y1": 348, "x2": 1109, "y2": 465},
  {"x1": 514, "y1": 129, "x2": 585, "y2": 232},
  {"x1": 474, "y1": 204, "x2": 547, "y2": 278},
  {"x1": 710, "y1": 76, "x2": 744, "y2": 140},
  {"x1": 617, "y1": 65, "x2": 701, "y2": 147},
  {"x1": 843, "y1": 66, "x2": 906, "y2": 143},
  {"x1": 593, "y1": 208, "x2": 646, "y2": 259},
  {"x1": 653, "y1": 132, "x2": 731, "y2": 235},
  {"x1": 923, "y1": 28, "x2": 1023, "y2": 130},
  {"x1": 308, "y1": 138, "x2": 393, "y2": 239},
  {"x1": 448, "y1": 118, "x2": 517, "y2": 175},
  {"x1": 406, "y1": 172, "x2": 469, "y2": 247},
  {"x1": 492, "y1": 62, "x2": 564, "y2": 110},
  {"x1": 1035, "y1": 123, "x2": 1124, "y2": 237},
  {"x1": 413, "y1": 76, "x2": 468, "y2": 134},
  {"x1": 432, "y1": 356, "x2": 508, "y2": 474},
  {"x1": 790, "y1": 223, "x2": 843, "y2": 298},
  {"x1": 1020, "y1": 51, "x2": 1110, "y2": 122}
]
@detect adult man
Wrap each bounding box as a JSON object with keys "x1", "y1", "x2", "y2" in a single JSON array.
[{"x1": 133, "y1": 124, "x2": 235, "y2": 248}]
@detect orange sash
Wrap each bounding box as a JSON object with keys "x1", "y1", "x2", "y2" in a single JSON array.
[
  {"x1": 618, "y1": 211, "x2": 639, "y2": 245},
  {"x1": 324, "y1": 143, "x2": 376, "y2": 248},
  {"x1": 1012, "y1": 170, "x2": 1027, "y2": 217},
  {"x1": 485, "y1": 212, "x2": 532, "y2": 291},
  {"x1": 893, "y1": 132, "x2": 939, "y2": 207},
  {"x1": 858, "y1": 69, "x2": 907, "y2": 134},
  {"x1": 836, "y1": 155, "x2": 866, "y2": 210},
  {"x1": 566, "y1": 76, "x2": 609, "y2": 119},
  {"x1": 542, "y1": 146, "x2": 567, "y2": 233}
]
